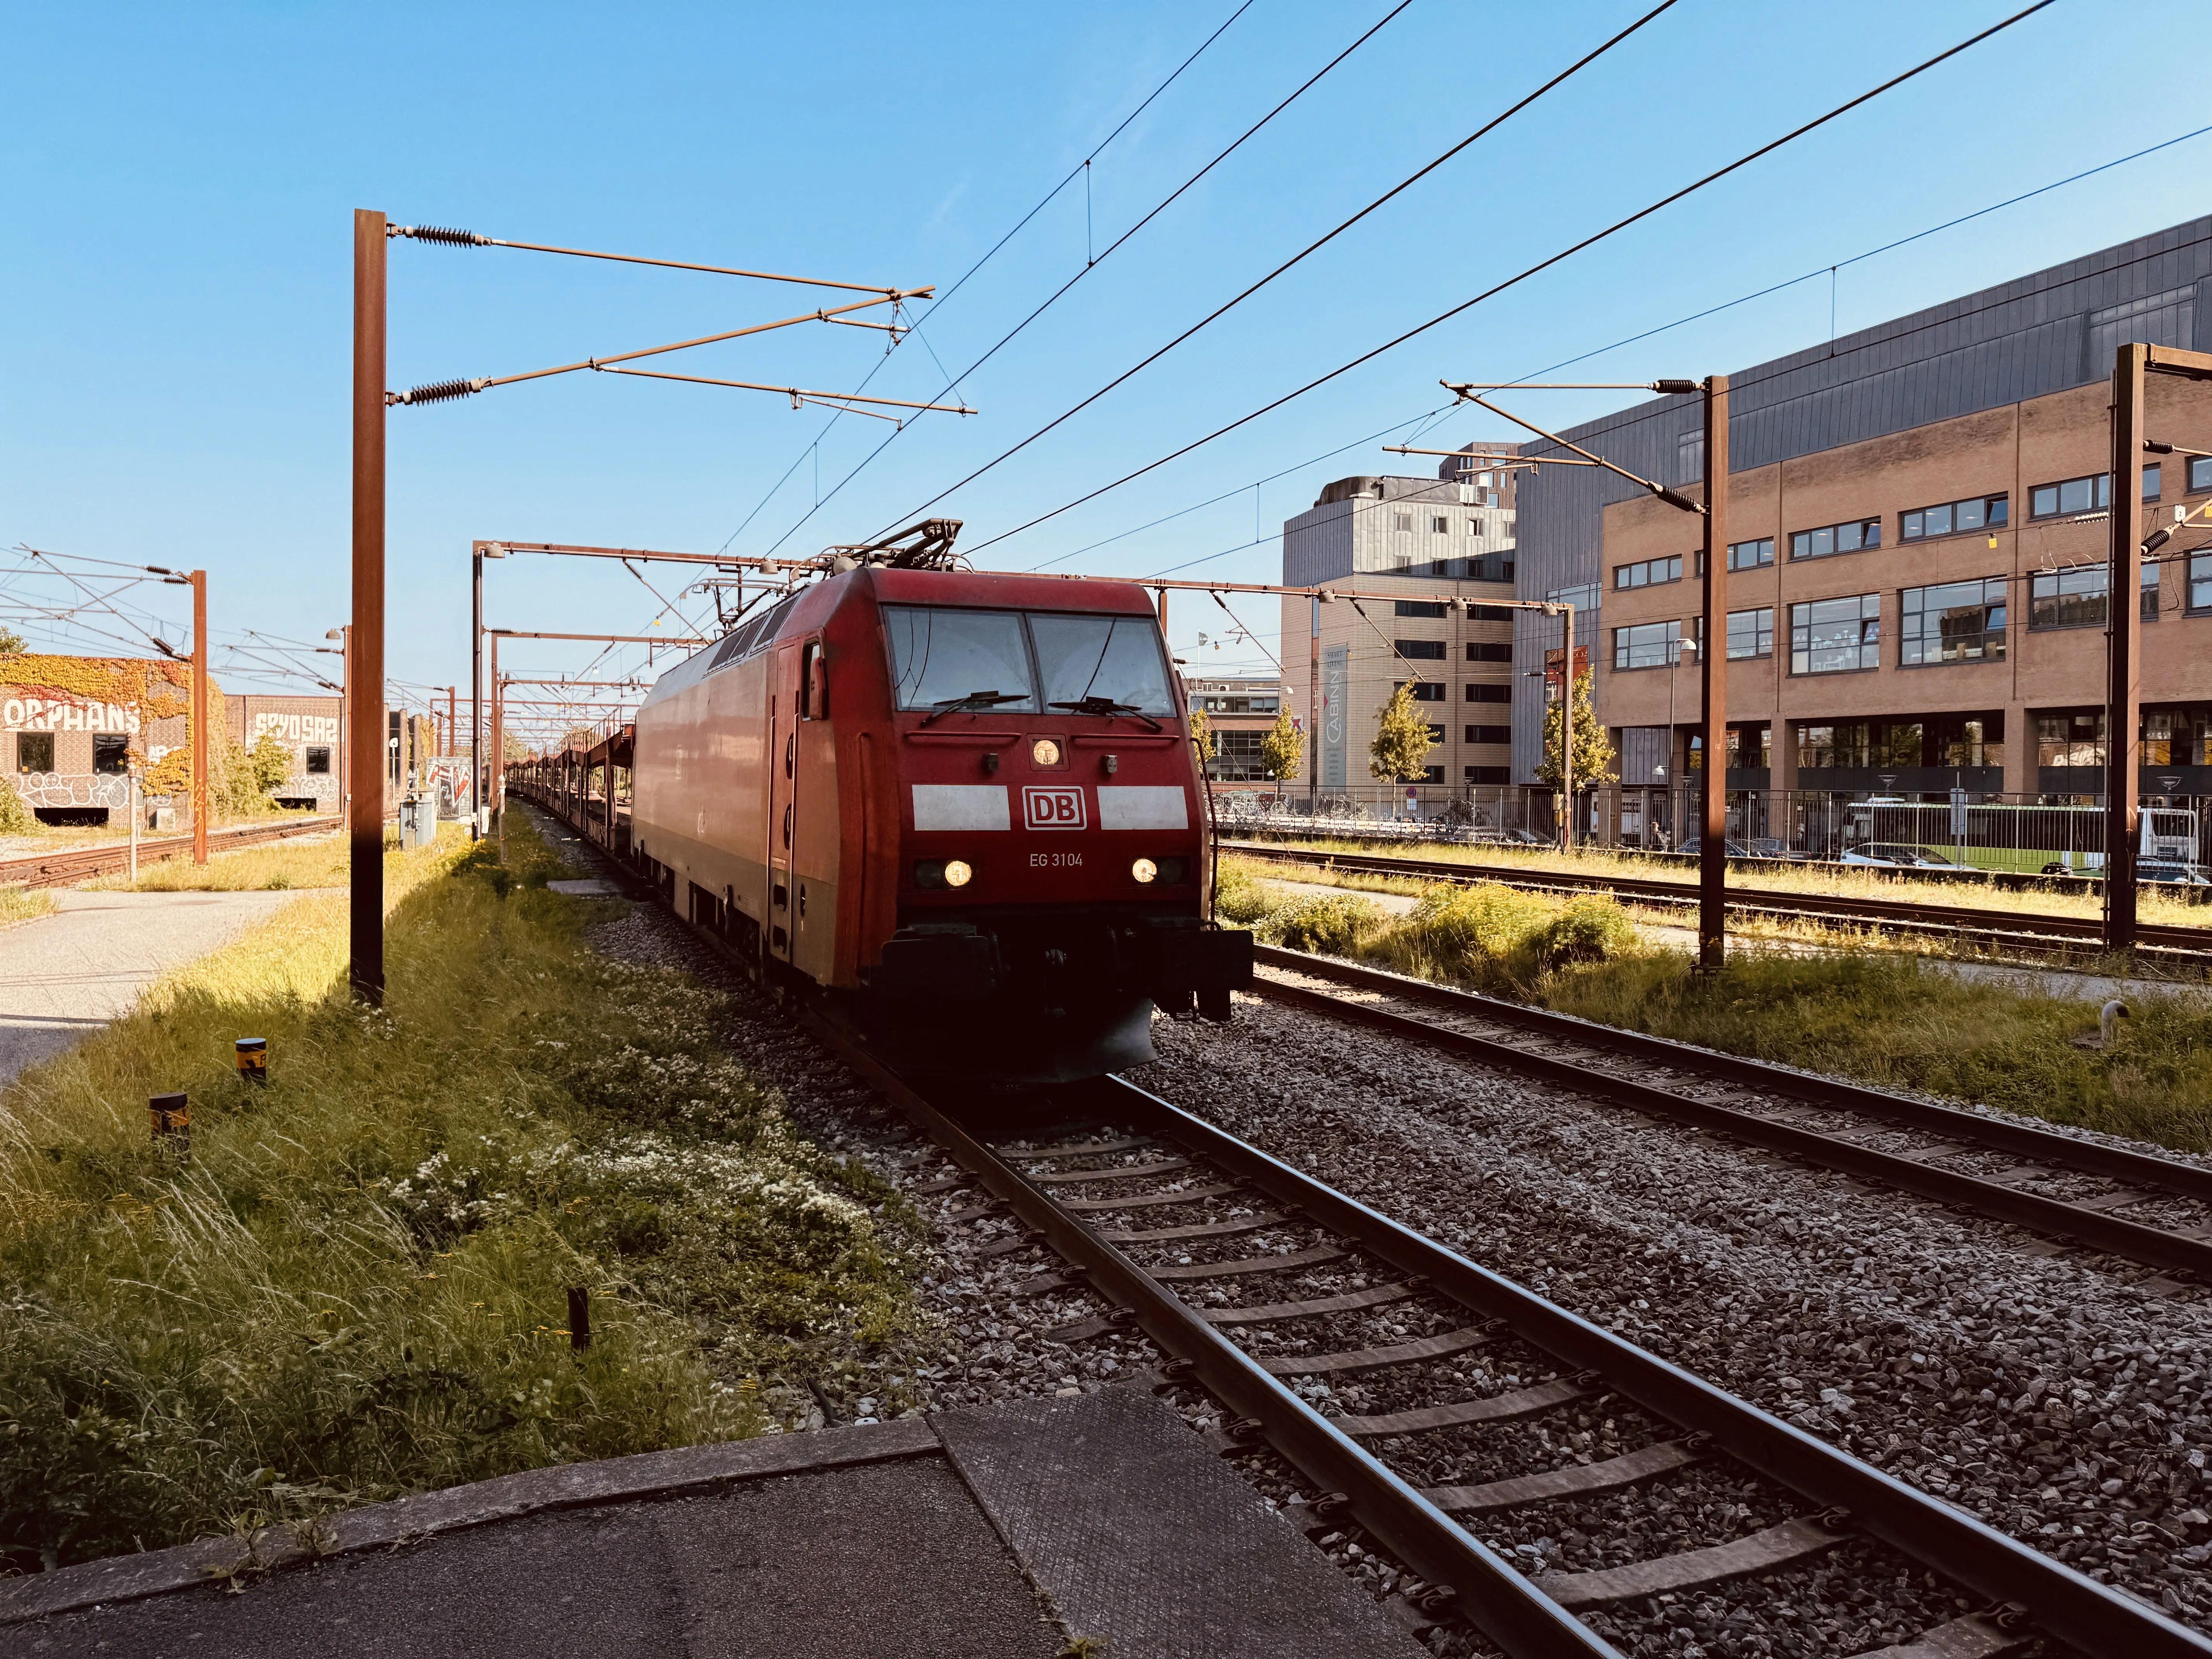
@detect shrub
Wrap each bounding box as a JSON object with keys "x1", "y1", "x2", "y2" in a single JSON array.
[
  {"x1": 1264, "y1": 892, "x2": 1382, "y2": 956},
  {"x1": 0, "y1": 776, "x2": 31, "y2": 836},
  {"x1": 1529, "y1": 895, "x2": 1639, "y2": 969}
]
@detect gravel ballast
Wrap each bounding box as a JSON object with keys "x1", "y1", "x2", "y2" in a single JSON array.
[{"x1": 1139, "y1": 984, "x2": 2212, "y2": 1635}]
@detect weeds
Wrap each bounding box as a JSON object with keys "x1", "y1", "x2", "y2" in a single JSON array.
[
  {"x1": 1230, "y1": 853, "x2": 2212, "y2": 1153},
  {"x1": 0, "y1": 884, "x2": 55, "y2": 927},
  {"x1": 84, "y1": 833, "x2": 351, "y2": 893},
  {"x1": 0, "y1": 818, "x2": 938, "y2": 1570}
]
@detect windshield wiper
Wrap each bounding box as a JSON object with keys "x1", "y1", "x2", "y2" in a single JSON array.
[
  {"x1": 1048, "y1": 696, "x2": 1163, "y2": 733},
  {"x1": 918, "y1": 690, "x2": 1027, "y2": 729}
]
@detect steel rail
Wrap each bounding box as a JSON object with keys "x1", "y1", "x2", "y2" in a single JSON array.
[
  {"x1": 1253, "y1": 946, "x2": 2212, "y2": 1279},
  {"x1": 1223, "y1": 840, "x2": 2212, "y2": 959},
  {"x1": 510, "y1": 787, "x2": 2212, "y2": 1659},
  {"x1": 0, "y1": 814, "x2": 343, "y2": 890},
  {"x1": 796, "y1": 1012, "x2": 1618, "y2": 1659},
  {"x1": 1113, "y1": 1077, "x2": 2212, "y2": 1659}
]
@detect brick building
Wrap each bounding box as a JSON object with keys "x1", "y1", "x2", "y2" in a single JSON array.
[
  {"x1": 228, "y1": 694, "x2": 343, "y2": 809},
  {"x1": 2, "y1": 656, "x2": 191, "y2": 824},
  {"x1": 1507, "y1": 216, "x2": 2212, "y2": 793}
]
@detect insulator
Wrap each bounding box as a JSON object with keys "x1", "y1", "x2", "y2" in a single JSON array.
[
  {"x1": 395, "y1": 378, "x2": 488, "y2": 406},
  {"x1": 400, "y1": 225, "x2": 486, "y2": 247}
]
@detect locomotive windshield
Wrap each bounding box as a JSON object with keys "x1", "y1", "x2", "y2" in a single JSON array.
[
  {"x1": 884, "y1": 608, "x2": 1039, "y2": 712},
  {"x1": 883, "y1": 605, "x2": 1176, "y2": 717},
  {"x1": 1031, "y1": 613, "x2": 1175, "y2": 715}
]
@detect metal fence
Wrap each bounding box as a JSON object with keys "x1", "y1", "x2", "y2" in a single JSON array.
[{"x1": 1216, "y1": 783, "x2": 2212, "y2": 874}]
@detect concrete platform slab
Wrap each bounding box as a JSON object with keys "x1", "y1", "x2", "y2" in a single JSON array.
[{"x1": 934, "y1": 1385, "x2": 1423, "y2": 1659}]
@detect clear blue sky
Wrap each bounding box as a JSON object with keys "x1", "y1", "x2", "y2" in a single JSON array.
[{"x1": 4, "y1": 0, "x2": 2205, "y2": 711}]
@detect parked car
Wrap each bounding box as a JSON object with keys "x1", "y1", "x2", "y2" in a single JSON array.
[
  {"x1": 2040, "y1": 859, "x2": 2212, "y2": 886},
  {"x1": 1839, "y1": 843, "x2": 1965, "y2": 869},
  {"x1": 1743, "y1": 836, "x2": 1812, "y2": 861},
  {"x1": 1472, "y1": 827, "x2": 1551, "y2": 847},
  {"x1": 1676, "y1": 837, "x2": 1763, "y2": 859}
]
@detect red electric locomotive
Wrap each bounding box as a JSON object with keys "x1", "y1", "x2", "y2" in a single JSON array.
[{"x1": 627, "y1": 562, "x2": 1252, "y2": 1081}]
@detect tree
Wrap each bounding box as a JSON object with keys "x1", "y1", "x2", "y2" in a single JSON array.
[
  {"x1": 1259, "y1": 706, "x2": 1304, "y2": 782},
  {"x1": 1187, "y1": 703, "x2": 1214, "y2": 761},
  {"x1": 1535, "y1": 669, "x2": 1617, "y2": 788},
  {"x1": 1368, "y1": 682, "x2": 1433, "y2": 784},
  {"x1": 0, "y1": 627, "x2": 23, "y2": 656}
]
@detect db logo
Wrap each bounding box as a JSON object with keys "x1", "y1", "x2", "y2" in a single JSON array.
[{"x1": 1024, "y1": 785, "x2": 1086, "y2": 830}]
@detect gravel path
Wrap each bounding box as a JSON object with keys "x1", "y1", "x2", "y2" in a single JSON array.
[
  {"x1": 1141, "y1": 988, "x2": 2212, "y2": 1633},
  {"x1": 0, "y1": 888, "x2": 326, "y2": 1086}
]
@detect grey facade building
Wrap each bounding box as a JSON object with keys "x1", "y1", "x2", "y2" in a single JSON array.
[
  {"x1": 1504, "y1": 215, "x2": 2212, "y2": 781},
  {"x1": 1283, "y1": 471, "x2": 1517, "y2": 587}
]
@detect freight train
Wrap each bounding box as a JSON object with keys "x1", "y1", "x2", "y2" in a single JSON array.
[{"x1": 606, "y1": 560, "x2": 1252, "y2": 1082}]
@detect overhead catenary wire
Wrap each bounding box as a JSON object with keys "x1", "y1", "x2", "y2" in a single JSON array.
[
  {"x1": 714, "y1": 0, "x2": 1259, "y2": 553},
  {"x1": 754, "y1": 0, "x2": 1416, "y2": 559},
  {"x1": 870, "y1": 0, "x2": 1685, "y2": 544},
  {"x1": 952, "y1": 0, "x2": 2058, "y2": 562}
]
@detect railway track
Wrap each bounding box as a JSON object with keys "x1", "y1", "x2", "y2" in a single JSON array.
[
  {"x1": 0, "y1": 814, "x2": 343, "y2": 890},
  {"x1": 813, "y1": 1029, "x2": 2212, "y2": 1659},
  {"x1": 1223, "y1": 839, "x2": 2212, "y2": 966},
  {"x1": 514, "y1": 792, "x2": 2212, "y2": 1657},
  {"x1": 1249, "y1": 945, "x2": 2212, "y2": 1287}
]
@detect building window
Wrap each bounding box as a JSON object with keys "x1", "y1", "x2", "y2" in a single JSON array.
[
  {"x1": 1464, "y1": 725, "x2": 1510, "y2": 744},
  {"x1": 306, "y1": 745, "x2": 333, "y2": 775},
  {"x1": 92, "y1": 734, "x2": 129, "y2": 775},
  {"x1": 2142, "y1": 709, "x2": 2185, "y2": 768},
  {"x1": 2190, "y1": 455, "x2": 2212, "y2": 494},
  {"x1": 1901, "y1": 495, "x2": 2008, "y2": 541},
  {"x1": 1724, "y1": 726, "x2": 1771, "y2": 772},
  {"x1": 1465, "y1": 765, "x2": 1509, "y2": 784},
  {"x1": 2190, "y1": 551, "x2": 2212, "y2": 611},
  {"x1": 2027, "y1": 471, "x2": 2154, "y2": 518},
  {"x1": 1790, "y1": 519, "x2": 1881, "y2": 560},
  {"x1": 1727, "y1": 538, "x2": 1774, "y2": 570},
  {"x1": 1676, "y1": 429, "x2": 1704, "y2": 484},
  {"x1": 15, "y1": 732, "x2": 53, "y2": 773},
  {"x1": 2036, "y1": 711, "x2": 2103, "y2": 770},
  {"x1": 2029, "y1": 566, "x2": 2105, "y2": 629},
  {"x1": 1788, "y1": 594, "x2": 1880, "y2": 674},
  {"x1": 1395, "y1": 639, "x2": 1447, "y2": 660},
  {"x1": 1726, "y1": 607, "x2": 1774, "y2": 661},
  {"x1": 1425, "y1": 724, "x2": 1446, "y2": 744},
  {"x1": 1208, "y1": 730, "x2": 1267, "y2": 780},
  {"x1": 1394, "y1": 600, "x2": 1448, "y2": 618},
  {"x1": 1431, "y1": 515, "x2": 1449, "y2": 534},
  {"x1": 1934, "y1": 713, "x2": 2002, "y2": 768},
  {"x1": 1421, "y1": 765, "x2": 1446, "y2": 783},
  {"x1": 1901, "y1": 577, "x2": 2006, "y2": 665},
  {"x1": 1393, "y1": 513, "x2": 1413, "y2": 533},
  {"x1": 1465, "y1": 642, "x2": 1511, "y2": 662},
  {"x1": 2145, "y1": 464, "x2": 2162, "y2": 500},
  {"x1": 1796, "y1": 723, "x2": 1874, "y2": 771},
  {"x1": 1613, "y1": 555, "x2": 1682, "y2": 590},
  {"x1": 1395, "y1": 681, "x2": 1446, "y2": 703},
  {"x1": 1464, "y1": 683, "x2": 1510, "y2": 703},
  {"x1": 1613, "y1": 619, "x2": 1685, "y2": 670}
]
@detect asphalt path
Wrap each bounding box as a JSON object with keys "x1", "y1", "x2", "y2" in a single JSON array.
[{"x1": 0, "y1": 888, "x2": 326, "y2": 1087}]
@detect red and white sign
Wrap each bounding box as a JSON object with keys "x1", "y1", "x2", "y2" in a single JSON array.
[{"x1": 1023, "y1": 785, "x2": 1086, "y2": 830}]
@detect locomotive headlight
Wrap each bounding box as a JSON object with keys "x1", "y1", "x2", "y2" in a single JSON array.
[
  {"x1": 1131, "y1": 857, "x2": 1158, "y2": 884},
  {"x1": 943, "y1": 859, "x2": 974, "y2": 888},
  {"x1": 914, "y1": 859, "x2": 975, "y2": 890},
  {"x1": 1031, "y1": 738, "x2": 1062, "y2": 767}
]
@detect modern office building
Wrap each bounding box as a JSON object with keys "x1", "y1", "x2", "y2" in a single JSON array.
[
  {"x1": 1279, "y1": 469, "x2": 1519, "y2": 797},
  {"x1": 1184, "y1": 675, "x2": 1286, "y2": 785},
  {"x1": 1504, "y1": 216, "x2": 2212, "y2": 795}
]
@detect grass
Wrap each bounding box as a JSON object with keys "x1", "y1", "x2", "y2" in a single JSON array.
[
  {"x1": 84, "y1": 831, "x2": 352, "y2": 893},
  {"x1": 0, "y1": 801, "x2": 329, "y2": 859},
  {"x1": 0, "y1": 816, "x2": 940, "y2": 1571},
  {"x1": 1222, "y1": 854, "x2": 2212, "y2": 1155},
  {"x1": 1238, "y1": 832, "x2": 2212, "y2": 929},
  {"x1": 0, "y1": 886, "x2": 56, "y2": 927}
]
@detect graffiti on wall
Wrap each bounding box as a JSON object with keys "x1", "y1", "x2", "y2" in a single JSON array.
[
  {"x1": 15, "y1": 773, "x2": 131, "y2": 809},
  {"x1": 3, "y1": 697, "x2": 141, "y2": 734},
  {"x1": 251, "y1": 711, "x2": 338, "y2": 745}
]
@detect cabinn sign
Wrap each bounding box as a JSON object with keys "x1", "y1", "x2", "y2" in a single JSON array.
[{"x1": 1022, "y1": 785, "x2": 1085, "y2": 830}]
